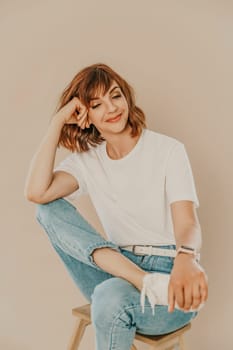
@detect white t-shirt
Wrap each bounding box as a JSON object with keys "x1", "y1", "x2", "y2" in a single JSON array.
[{"x1": 54, "y1": 128, "x2": 200, "y2": 246}]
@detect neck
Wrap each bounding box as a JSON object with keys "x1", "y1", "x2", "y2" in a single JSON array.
[{"x1": 105, "y1": 125, "x2": 142, "y2": 160}]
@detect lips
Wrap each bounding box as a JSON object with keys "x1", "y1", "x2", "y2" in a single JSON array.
[{"x1": 106, "y1": 113, "x2": 122, "y2": 122}]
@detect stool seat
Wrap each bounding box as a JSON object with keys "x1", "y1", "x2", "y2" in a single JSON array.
[{"x1": 68, "y1": 303, "x2": 191, "y2": 350}]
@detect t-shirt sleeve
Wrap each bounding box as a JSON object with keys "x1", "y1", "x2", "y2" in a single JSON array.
[
  {"x1": 54, "y1": 153, "x2": 88, "y2": 200},
  {"x1": 165, "y1": 142, "x2": 200, "y2": 208}
]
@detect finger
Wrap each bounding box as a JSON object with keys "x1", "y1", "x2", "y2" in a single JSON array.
[
  {"x1": 76, "y1": 109, "x2": 87, "y2": 120},
  {"x1": 183, "y1": 284, "x2": 193, "y2": 311},
  {"x1": 200, "y1": 280, "x2": 208, "y2": 303},
  {"x1": 76, "y1": 111, "x2": 87, "y2": 124},
  {"x1": 85, "y1": 119, "x2": 91, "y2": 128},
  {"x1": 168, "y1": 283, "x2": 175, "y2": 313},
  {"x1": 75, "y1": 99, "x2": 87, "y2": 115},
  {"x1": 79, "y1": 113, "x2": 89, "y2": 129},
  {"x1": 65, "y1": 97, "x2": 79, "y2": 113},
  {"x1": 175, "y1": 285, "x2": 185, "y2": 310},
  {"x1": 191, "y1": 283, "x2": 202, "y2": 310},
  {"x1": 68, "y1": 98, "x2": 84, "y2": 117}
]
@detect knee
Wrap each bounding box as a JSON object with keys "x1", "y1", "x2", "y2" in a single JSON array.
[
  {"x1": 35, "y1": 198, "x2": 72, "y2": 225},
  {"x1": 91, "y1": 278, "x2": 137, "y2": 327},
  {"x1": 35, "y1": 203, "x2": 48, "y2": 227},
  {"x1": 35, "y1": 199, "x2": 71, "y2": 244},
  {"x1": 35, "y1": 201, "x2": 55, "y2": 227}
]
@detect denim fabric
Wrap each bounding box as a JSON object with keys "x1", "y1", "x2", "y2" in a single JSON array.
[{"x1": 36, "y1": 198, "x2": 198, "y2": 350}]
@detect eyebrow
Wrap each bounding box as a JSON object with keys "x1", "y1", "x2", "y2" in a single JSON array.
[{"x1": 90, "y1": 85, "x2": 120, "y2": 101}]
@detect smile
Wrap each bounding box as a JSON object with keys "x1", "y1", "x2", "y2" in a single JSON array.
[{"x1": 106, "y1": 113, "x2": 122, "y2": 122}]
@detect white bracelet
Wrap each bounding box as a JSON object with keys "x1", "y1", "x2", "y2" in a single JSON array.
[{"x1": 176, "y1": 247, "x2": 200, "y2": 262}]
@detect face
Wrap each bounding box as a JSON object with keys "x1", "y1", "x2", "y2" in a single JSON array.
[{"x1": 87, "y1": 81, "x2": 129, "y2": 136}]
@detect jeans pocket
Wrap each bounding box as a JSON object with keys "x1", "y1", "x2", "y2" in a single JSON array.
[
  {"x1": 151, "y1": 256, "x2": 174, "y2": 273},
  {"x1": 140, "y1": 255, "x2": 160, "y2": 271}
]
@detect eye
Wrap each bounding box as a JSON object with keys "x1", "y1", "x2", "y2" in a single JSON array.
[
  {"x1": 91, "y1": 103, "x2": 100, "y2": 109},
  {"x1": 91, "y1": 94, "x2": 122, "y2": 109}
]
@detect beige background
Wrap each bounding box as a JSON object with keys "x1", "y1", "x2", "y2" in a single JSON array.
[{"x1": 1, "y1": 1, "x2": 232, "y2": 349}]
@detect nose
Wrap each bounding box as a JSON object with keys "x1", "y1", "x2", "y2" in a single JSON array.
[{"x1": 106, "y1": 99, "x2": 118, "y2": 114}]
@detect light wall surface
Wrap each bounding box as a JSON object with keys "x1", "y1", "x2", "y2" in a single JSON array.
[{"x1": 1, "y1": 1, "x2": 232, "y2": 349}]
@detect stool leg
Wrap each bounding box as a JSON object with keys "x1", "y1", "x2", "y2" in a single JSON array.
[
  {"x1": 131, "y1": 344, "x2": 137, "y2": 350},
  {"x1": 166, "y1": 344, "x2": 179, "y2": 350},
  {"x1": 178, "y1": 335, "x2": 186, "y2": 350},
  {"x1": 148, "y1": 338, "x2": 180, "y2": 350},
  {"x1": 67, "y1": 318, "x2": 91, "y2": 350}
]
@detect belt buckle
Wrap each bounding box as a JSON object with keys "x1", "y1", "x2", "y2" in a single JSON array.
[
  {"x1": 133, "y1": 245, "x2": 153, "y2": 256},
  {"x1": 132, "y1": 245, "x2": 144, "y2": 255}
]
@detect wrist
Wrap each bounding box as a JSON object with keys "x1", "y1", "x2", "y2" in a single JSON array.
[
  {"x1": 175, "y1": 251, "x2": 196, "y2": 260},
  {"x1": 176, "y1": 245, "x2": 200, "y2": 262},
  {"x1": 50, "y1": 114, "x2": 65, "y2": 128}
]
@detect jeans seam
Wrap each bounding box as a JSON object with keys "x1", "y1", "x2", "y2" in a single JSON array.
[
  {"x1": 109, "y1": 305, "x2": 139, "y2": 350},
  {"x1": 36, "y1": 214, "x2": 60, "y2": 247}
]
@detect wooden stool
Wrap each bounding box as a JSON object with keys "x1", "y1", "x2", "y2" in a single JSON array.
[{"x1": 68, "y1": 303, "x2": 191, "y2": 350}]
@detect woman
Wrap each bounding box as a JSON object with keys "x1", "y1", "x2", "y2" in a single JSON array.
[{"x1": 24, "y1": 63, "x2": 208, "y2": 350}]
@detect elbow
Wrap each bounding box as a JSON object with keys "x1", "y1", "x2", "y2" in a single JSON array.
[{"x1": 24, "y1": 190, "x2": 46, "y2": 204}]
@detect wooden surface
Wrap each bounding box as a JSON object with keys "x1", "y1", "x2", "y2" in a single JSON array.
[{"x1": 71, "y1": 303, "x2": 191, "y2": 350}]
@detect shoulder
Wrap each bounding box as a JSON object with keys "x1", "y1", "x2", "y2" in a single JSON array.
[
  {"x1": 68, "y1": 142, "x2": 105, "y2": 161},
  {"x1": 144, "y1": 128, "x2": 184, "y2": 153}
]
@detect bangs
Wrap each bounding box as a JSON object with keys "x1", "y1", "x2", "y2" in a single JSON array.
[{"x1": 79, "y1": 68, "x2": 115, "y2": 105}]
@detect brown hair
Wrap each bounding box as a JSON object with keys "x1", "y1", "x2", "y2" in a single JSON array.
[{"x1": 54, "y1": 63, "x2": 147, "y2": 152}]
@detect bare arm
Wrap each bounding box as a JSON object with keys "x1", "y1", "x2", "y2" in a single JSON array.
[
  {"x1": 170, "y1": 199, "x2": 202, "y2": 252},
  {"x1": 168, "y1": 200, "x2": 208, "y2": 313},
  {"x1": 24, "y1": 97, "x2": 89, "y2": 204}
]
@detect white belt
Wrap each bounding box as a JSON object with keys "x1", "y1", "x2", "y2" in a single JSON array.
[{"x1": 121, "y1": 245, "x2": 177, "y2": 257}]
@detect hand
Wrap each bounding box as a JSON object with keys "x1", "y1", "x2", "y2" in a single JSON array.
[
  {"x1": 53, "y1": 97, "x2": 90, "y2": 129},
  {"x1": 168, "y1": 253, "x2": 208, "y2": 313}
]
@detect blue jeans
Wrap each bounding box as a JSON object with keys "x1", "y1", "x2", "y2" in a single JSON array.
[{"x1": 36, "y1": 198, "x2": 198, "y2": 350}]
